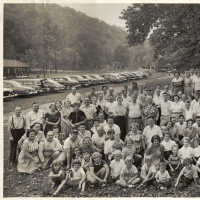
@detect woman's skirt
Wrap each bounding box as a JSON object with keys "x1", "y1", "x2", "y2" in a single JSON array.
[{"x1": 17, "y1": 153, "x2": 40, "y2": 174}]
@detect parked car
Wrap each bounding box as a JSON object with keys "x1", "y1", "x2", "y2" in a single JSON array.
[
  {"x1": 4, "y1": 80, "x2": 37, "y2": 97},
  {"x1": 90, "y1": 74, "x2": 107, "y2": 84},
  {"x1": 52, "y1": 77, "x2": 75, "y2": 90},
  {"x1": 3, "y1": 88, "x2": 17, "y2": 101},
  {"x1": 42, "y1": 78, "x2": 65, "y2": 92},
  {"x1": 132, "y1": 71, "x2": 144, "y2": 79},
  {"x1": 69, "y1": 75, "x2": 90, "y2": 87},
  {"x1": 102, "y1": 73, "x2": 122, "y2": 83},
  {"x1": 129, "y1": 72, "x2": 140, "y2": 80},
  {"x1": 63, "y1": 76, "x2": 80, "y2": 88},
  {"x1": 81, "y1": 75, "x2": 98, "y2": 85},
  {"x1": 14, "y1": 79, "x2": 48, "y2": 94},
  {"x1": 123, "y1": 72, "x2": 138, "y2": 80}
]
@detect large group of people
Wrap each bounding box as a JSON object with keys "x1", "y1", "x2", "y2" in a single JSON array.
[{"x1": 7, "y1": 69, "x2": 200, "y2": 196}]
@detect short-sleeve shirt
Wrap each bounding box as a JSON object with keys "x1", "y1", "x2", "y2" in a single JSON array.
[
  {"x1": 80, "y1": 104, "x2": 96, "y2": 120},
  {"x1": 92, "y1": 133, "x2": 105, "y2": 150},
  {"x1": 66, "y1": 92, "x2": 81, "y2": 104},
  {"x1": 161, "y1": 139, "x2": 176, "y2": 152},
  {"x1": 168, "y1": 154, "x2": 180, "y2": 166},
  {"x1": 45, "y1": 111, "x2": 61, "y2": 123},
  {"x1": 155, "y1": 170, "x2": 170, "y2": 182},
  {"x1": 120, "y1": 165, "x2": 138, "y2": 181},
  {"x1": 178, "y1": 146, "x2": 194, "y2": 162},
  {"x1": 71, "y1": 167, "x2": 86, "y2": 180},
  {"x1": 110, "y1": 159, "x2": 125, "y2": 177},
  {"x1": 182, "y1": 165, "x2": 198, "y2": 179},
  {"x1": 68, "y1": 110, "x2": 86, "y2": 124}
]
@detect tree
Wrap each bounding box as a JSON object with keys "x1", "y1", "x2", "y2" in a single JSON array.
[
  {"x1": 114, "y1": 44, "x2": 130, "y2": 68},
  {"x1": 121, "y1": 4, "x2": 200, "y2": 70}
]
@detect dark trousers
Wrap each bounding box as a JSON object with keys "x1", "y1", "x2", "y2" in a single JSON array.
[
  {"x1": 9, "y1": 128, "x2": 25, "y2": 165},
  {"x1": 114, "y1": 116, "x2": 127, "y2": 141},
  {"x1": 157, "y1": 107, "x2": 161, "y2": 126}
]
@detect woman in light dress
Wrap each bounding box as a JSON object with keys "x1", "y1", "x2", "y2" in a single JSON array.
[{"x1": 17, "y1": 129, "x2": 40, "y2": 174}]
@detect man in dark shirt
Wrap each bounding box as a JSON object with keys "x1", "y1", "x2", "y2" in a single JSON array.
[{"x1": 68, "y1": 102, "x2": 87, "y2": 128}]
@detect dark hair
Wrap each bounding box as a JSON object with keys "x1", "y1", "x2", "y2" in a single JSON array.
[
  {"x1": 26, "y1": 129, "x2": 37, "y2": 137},
  {"x1": 186, "y1": 119, "x2": 194, "y2": 124},
  {"x1": 179, "y1": 114, "x2": 185, "y2": 119},
  {"x1": 183, "y1": 158, "x2": 192, "y2": 166},
  {"x1": 107, "y1": 115, "x2": 114, "y2": 120},
  {"x1": 72, "y1": 159, "x2": 81, "y2": 166},
  {"x1": 151, "y1": 135, "x2": 161, "y2": 143},
  {"x1": 196, "y1": 115, "x2": 200, "y2": 119},
  {"x1": 31, "y1": 122, "x2": 43, "y2": 130},
  {"x1": 173, "y1": 95, "x2": 180, "y2": 100}
]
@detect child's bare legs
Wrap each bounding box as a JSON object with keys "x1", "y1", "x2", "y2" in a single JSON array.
[
  {"x1": 130, "y1": 177, "x2": 141, "y2": 185},
  {"x1": 53, "y1": 178, "x2": 68, "y2": 196},
  {"x1": 96, "y1": 167, "x2": 106, "y2": 179},
  {"x1": 116, "y1": 179, "x2": 127, "y2": 187}
]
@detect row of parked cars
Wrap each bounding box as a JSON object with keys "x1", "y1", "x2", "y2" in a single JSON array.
[{"x1": 3, "y1": 71, "x2": 151, "y2": 101}]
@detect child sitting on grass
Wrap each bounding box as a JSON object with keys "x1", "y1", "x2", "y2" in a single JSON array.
[
  {"x1": 43, "y1": 161, "x2": 66, "y2": 196},
  {"x1": 178, "y1": 137, "x2": 194, "y2": 163},
  {"x1": 116, "y1": 156, "x2": 141, "y2": 188},
  {"x1": 155, "y1": 162, "x2": 171, "y2": 190},
  {"x1": 48, "y1": 159, "x2": 86, "y2": 196},
  {"x1": 175, "y1": 158, "x2": 199, "y2": 189},
  {"x1": 140, "y1": 156, "x2": 152, "y2": 181},
  {"x1": 110, "y1": 150, "x2": 125, "y2": 183},
  {"x1": 137, "y1": 158, "x2": 159, "y2": 189},
  {"x1": 168, "y1": 144, "x2": 181, "y2": 175}
]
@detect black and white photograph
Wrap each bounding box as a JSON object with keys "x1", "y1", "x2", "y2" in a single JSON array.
[{"x1": 3, "y1": 1, "x2": 200, "y2": 197}]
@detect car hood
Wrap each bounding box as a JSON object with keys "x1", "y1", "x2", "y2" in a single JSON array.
[{"x1": 4, "y1": 88, "x2": 14, "y2": 92}]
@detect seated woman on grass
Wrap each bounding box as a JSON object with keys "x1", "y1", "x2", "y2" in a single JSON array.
[
  {"x1": 38, "y1": 131, "x2": 62, "y2": 169},
  {"x1": 17, "y1": 129, "x2": 40, "y2": 174}
]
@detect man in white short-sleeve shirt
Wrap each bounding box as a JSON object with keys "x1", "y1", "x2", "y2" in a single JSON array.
[{"x1": 66, "y1": 87, "x2": 82, "y2": 105}]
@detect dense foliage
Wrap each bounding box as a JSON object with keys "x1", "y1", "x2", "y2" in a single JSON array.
[
  {"x1": 4, "y1": 4, "x2": 130, "y2": 71},
  {"x1": 121, "y1": 4, "x2": 200, "y2": 71}
]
